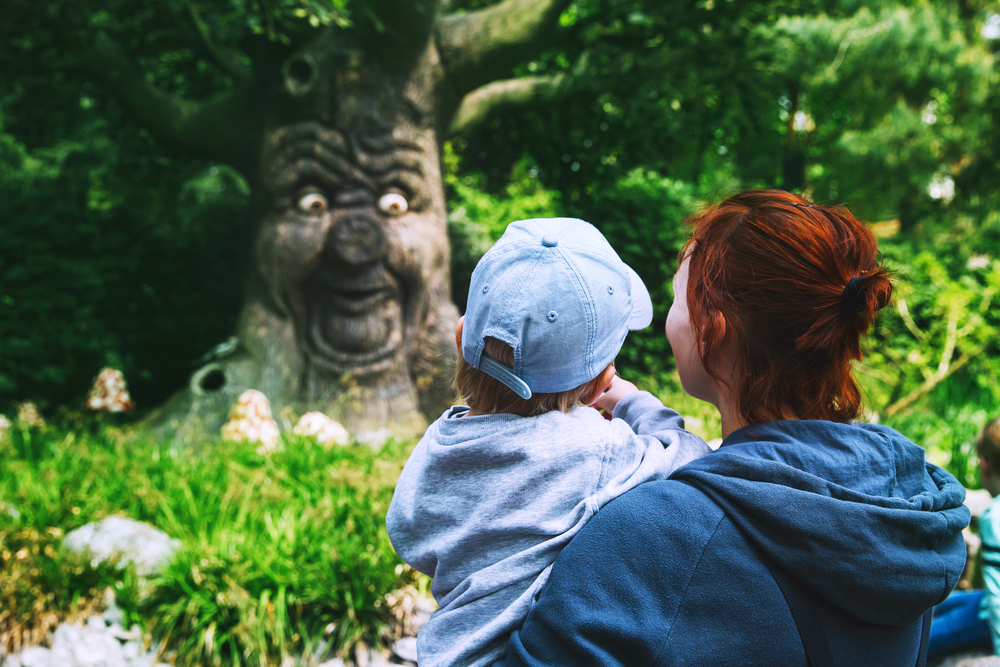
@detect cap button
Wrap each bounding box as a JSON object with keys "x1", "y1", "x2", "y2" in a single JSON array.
[{"x1": 541, "y1": 235, "x2": 559, "y2": 248}]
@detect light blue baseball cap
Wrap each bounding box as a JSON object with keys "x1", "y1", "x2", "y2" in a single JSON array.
[{"x1": 462, "y1": 217, "x2": 654, "y2": 398}]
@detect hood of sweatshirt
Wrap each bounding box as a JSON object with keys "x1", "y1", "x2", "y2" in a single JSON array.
[{"x1": 670, "y1": 420, "x2": 969, "y2": 627}]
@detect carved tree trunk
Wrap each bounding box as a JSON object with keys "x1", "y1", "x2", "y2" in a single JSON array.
[{"x1": 79, "y1": 0, "x2": 575, "y2": 442}]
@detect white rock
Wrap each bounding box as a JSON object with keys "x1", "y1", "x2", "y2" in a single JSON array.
[
  {"x1": 63, "y1": 516, "x2": 180, "y2": 577},
  {"x1": 354, "y1": 427, "x2": 392, "y2": 448},
  {"x1": 102, "y1": 605, "x2": 123, "y2": 627},
  {"x1": 52, "y1": 622, "x2": 83, "y2": 646},
  {"x1": 121, "y1": 641, "x2": 141, "y2": 661},
  {"x1": 107, "y1": 624, "x2": 140, "y2": 643},
  {"x1": 128, "y1": 656, "x2": 166, "y2": 667},
  {"x1": 73, "y1": 630, "x2": 126, "y2": 667},
  {"x1": 18, "y1": 647, "x2": 50, "y2": 667},
  {"x1": 316, "y1": 660, "x2": 346, "y2": 667},
  {"x1": 392, "y1": 637, "x2": 418, "y2": 663}
]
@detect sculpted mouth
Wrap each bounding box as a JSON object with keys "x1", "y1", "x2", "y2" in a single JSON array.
[
  {"x1": 300, "y1": 264, "x2": 405, "y2": 370},
  {"x1": 324, "y1": 285, "x2": 393, "y2": 313}
]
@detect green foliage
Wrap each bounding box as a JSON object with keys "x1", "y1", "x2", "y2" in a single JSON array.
[
  {"x1": 445, "y1": 147, "x2": 563, "y2": 312},
  {"x1": 0, "y1": 101, "x2": 250, "y2": 409},
  {"x1": 578, "y1": 169, "x2": 699, "y2": 381},
  {"x1": 860, "y1": 216, "x2": 1000, "y2": 486},
  {"x1": 0, "y1": 424, "x2": 417, "y2": 664}
]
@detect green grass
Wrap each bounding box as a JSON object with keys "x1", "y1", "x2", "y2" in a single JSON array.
[{"x1": 0, "y1": 421, "x2": 419, "y2": 665}]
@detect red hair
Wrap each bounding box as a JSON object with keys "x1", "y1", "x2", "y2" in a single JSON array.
[{"x1": 682, "y1": 189, "x2": 893, "y2": 424}]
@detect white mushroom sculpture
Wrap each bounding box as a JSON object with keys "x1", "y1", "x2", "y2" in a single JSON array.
[
  {"x1": 84, "y1": 368, "x2": 135, "y2": 412},
  {"x1": 16, "y1": 402, "x2": 45, "y2": 429},
  {"x1": 293, "y1": 412, "x2": 350, "y2": 447},
  {"x1": 221, "y1": 390, "x2": 281, "y2": 454}
]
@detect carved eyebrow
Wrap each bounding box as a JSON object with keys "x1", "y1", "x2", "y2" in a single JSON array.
[
  {"x1": 358, "y1": 152, "x2": 424, "y2": 179},
  {"x1": 356, "y1": 134, "x2": 422, "y2": 155},
  {"x1": 269, "y1": 140, "x2": 377, "y2": 191},
  {"x1": 272, "y1": 159, "x2": 346, "y2": 193},
  {"x1": 266, "y1": 124, "x2": 428, "y2": 193}
]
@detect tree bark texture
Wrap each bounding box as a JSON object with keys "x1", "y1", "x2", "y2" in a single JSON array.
[{"x1": 80, "y1": 0, "x2": 573, "y2": 442}]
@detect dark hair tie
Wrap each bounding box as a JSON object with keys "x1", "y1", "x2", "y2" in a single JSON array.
[{"x1": 842, "y1": 276, "x2": 866, "y2": 313}]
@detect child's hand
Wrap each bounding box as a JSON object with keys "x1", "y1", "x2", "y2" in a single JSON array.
[{"x1": 591, "y1": 375, "x2": 640, "y2": 420}]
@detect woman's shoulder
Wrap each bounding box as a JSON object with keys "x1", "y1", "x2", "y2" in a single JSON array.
[{"x1": 580, "y1": 479, "x2": 728, "y2": 559}]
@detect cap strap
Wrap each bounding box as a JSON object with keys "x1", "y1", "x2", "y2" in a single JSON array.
[{"x1": 479, "y1": 351, "x2": 532, "y2": 400}]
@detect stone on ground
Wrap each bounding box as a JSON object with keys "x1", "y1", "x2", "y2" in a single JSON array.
[
  {"x1": 391, "y1": 637, "x2": 418, "y2": 664},
  {"x1": 2, "y1": 610, "x2": 167, "y2": 667},
  {"x1": 62, "y1": 516, "x2": 180, "y2": 577}
]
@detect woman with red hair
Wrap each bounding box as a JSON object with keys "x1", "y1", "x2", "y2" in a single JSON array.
[{"x1": 499, "y1": 190, "x2": 969, "y2": 666}]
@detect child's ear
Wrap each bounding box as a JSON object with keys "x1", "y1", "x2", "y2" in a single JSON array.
[
  {"x1": 455, "y1": 316, "x2": 465, "y2": 353},
  {"x1": 584, "y1": 364, "x2": 618, "y2": 406},
  {"x1": 980, "y1": 456, "x2": 992, "y2": 480}
]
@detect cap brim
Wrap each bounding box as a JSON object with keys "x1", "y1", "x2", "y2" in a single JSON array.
[{"x1": 626, "y1": 267, "x2": 654, "y2": 330}]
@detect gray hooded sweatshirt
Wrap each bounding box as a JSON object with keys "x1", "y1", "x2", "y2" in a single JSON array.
[{"x1": 385, "y1": 391, "x2": 711, "y2": 667}]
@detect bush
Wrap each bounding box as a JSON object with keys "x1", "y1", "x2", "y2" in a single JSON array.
[{"x1": 0, "y1": 112, "x2": 249, "y2": 411}]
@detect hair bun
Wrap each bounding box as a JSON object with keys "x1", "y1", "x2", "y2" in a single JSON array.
[
  {"x1": 842, "y1": 277, "x2": 866, "y2": 313},
  {"x1": 842, "y1": 270, "x2": 892, "y2": 319}
]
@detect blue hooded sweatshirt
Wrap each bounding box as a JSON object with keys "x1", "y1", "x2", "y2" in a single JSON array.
[{"x1": 500, "y1": 420, "x2": 970, "y2": 666}]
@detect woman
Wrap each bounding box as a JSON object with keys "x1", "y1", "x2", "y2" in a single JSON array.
[{"x1": 498, "y1": 190, "x2": 969, "y2": 666}]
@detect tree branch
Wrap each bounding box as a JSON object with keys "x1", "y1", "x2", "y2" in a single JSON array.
[
  {"x1": 884, "y1": 345, "x2": 981, "y2": 418},
  {"x1": 183, "y1": 0, "x2": 253, "y2": 83},
  {"x1": 448, "y1": 72, "x2": 566, "y2": 136},
  {"x1": 447, "y1": 51, "x2": 586, "y2": 136},
  {"x1": 437, "y1": 0, "x2": 575, "y2": 93},
  {"x1": 78, "y1": 33, "x2": 258, "y2": 173}
]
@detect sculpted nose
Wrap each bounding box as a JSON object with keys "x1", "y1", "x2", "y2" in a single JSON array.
[{"x1": 326, "y1": 213, "x2": 386, "y2": 265}]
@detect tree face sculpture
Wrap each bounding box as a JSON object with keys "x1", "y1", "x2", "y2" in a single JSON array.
[
  {"x1": 80, "y1": 0, "x2": 574, "y2": 439},
  {"x1": 259, "y1": 121, "x2": 445, "y2": 392}
]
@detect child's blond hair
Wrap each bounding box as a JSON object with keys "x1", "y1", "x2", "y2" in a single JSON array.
[
  {"x1": 455, "y1": 337, "x2": 607, "y2": 417},
  {"x1": 978, "y1": 417, "x2": 1000, "y2": 472}
]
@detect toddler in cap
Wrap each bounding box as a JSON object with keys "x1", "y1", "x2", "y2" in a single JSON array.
[{"x1": 386, "y1": 218, "x2": 711, "y2": 667}]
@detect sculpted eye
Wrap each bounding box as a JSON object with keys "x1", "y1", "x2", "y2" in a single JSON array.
[
  {"x1": 378, "y1": 192, "x2": 408, "y2": 216},
  {"x1": 298, "y1": 193, "x2": 328, "y2": 213}
]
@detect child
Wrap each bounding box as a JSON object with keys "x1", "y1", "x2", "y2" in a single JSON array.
[
  {"x1": 386, "y1": 217, "x2": 711, "y2": 667},
  {"x1": 931, "y1": 417, "x2": 1000, "y2": 658}
]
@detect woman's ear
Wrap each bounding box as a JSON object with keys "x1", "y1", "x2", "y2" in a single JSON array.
[
  {"x1": 706, "y1": 309, "x2": 737, "y2": 369},
  {"x1": 455, "y1": 316, "x2": 465, "y2": 353}
]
